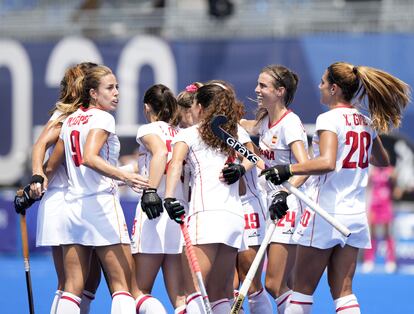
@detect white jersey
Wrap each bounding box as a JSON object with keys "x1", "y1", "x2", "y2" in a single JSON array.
[
  {"x1": 131, "y1": 121, "x2": 184, "y2": 254},
  {"x1": 173, "y1": 125, "x2": 243, "y2": 218},
  {"x1": 36, "y1": 110, "x2": 68, "y2": 247},
  {"x1": 257, "y1": 111, "x2": 309, "y2": 193},
  {"x1": 60, "y1": 107, "x2": 119, "y2": 200},
  {"x1": 310, "y1": 105, "x2": 377, "y2": 215},
  {"x1": 238, "y1": 125, "x2": 267, "y2": 246},
  {"x1": 136, "y1": 121, "x2": 183, "y2": 200},
  {"x1": 257, "y1": 111, "x2": 309, "y2": 244},
  {"x1": 46, "y1": 110, "x2": 68, "y2": 189}
]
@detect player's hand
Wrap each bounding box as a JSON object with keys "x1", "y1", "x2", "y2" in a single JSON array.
[
  {"x1": 30, "y1": 174, "x2": 46, "y2": 199},
  {"x1": 269, "y1": 191, "x2": 289, "y2": 220},
  {"x1": 221, "y1": 163, "x2": 246, "y2": 185},
  {"x1": 260, "y1": 165, "x2": 292, "y2": 185},
  {"x1": 14, "y1": 185, "x2": 37, "y2": 215},
  {"x1": 164, "y1": 198, "x2": 185, "y2": 224},
  {"x1": 125, "y1": 173, "x2": 149, "y2": 193},
  {"x1": 141, "y1": 188, "x2": 163, "y2": 220}
]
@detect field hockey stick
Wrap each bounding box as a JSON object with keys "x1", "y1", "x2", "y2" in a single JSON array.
[
  {"x1": 210, "y1": 115, "x2": 351, "y2": 237},
  {"x1": 17, "y1": 190, "x2": 35, "y2": 314},
  {"x1": 231, "y1": 221, "x2": 276, "y2": 314},
  {"x1": 179, "y1": 217, "x2": 212, "y2": 314}
]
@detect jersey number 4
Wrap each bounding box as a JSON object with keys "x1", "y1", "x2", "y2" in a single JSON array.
[
  {"x1": 342, "y1": 131, "x2": 371, "y2": 169},
  {"x1": 70, "y1": 130, "x2": 82, "y2": 167}
]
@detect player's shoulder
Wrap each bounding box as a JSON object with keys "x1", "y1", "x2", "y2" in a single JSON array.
[
  {"x1": 284, "y1": 110, "x2": 303, "y2": 124},
  {"x1": 175, "y1": 125, "x2": 198, "y2": 140}
]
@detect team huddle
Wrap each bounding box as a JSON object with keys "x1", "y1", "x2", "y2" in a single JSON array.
[{"x1": 14, "y1": 62, "x2": 410, "y2": 314}]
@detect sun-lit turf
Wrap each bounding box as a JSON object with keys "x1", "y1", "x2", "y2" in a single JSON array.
[{"x1": 1, "y1": 254, "x2": 412, "y2": 313}]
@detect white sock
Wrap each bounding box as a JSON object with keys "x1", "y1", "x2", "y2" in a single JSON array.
[
  {"x1": 186, "y1": 292, "x2": 207, "y2": 314},
  {"x1": 210, "y1": 298, "x2": 231, "y2": 314},
  {"x1": 111, "y1": 291, "x2": 135, "y2": 314},
  {"x1": 56, "y1": 292, "x2": 81, "y2": 314},
  {"x1": 285, "y1": 291, "x2": 313, "y2": 314},
  {"x1": 80, "y1": 290, "x2": 95, "y2": 314},
  {"x1": 276, "y1": 289, "x2": 292, "y2": 314},
  {"x1": 174, "y1": 304, "x2": 186, "y2": 314},
  {"x1": 334, "y1": 294, "x2": 361, "y2": 314},
  {"x1": 50, "y1": 290, "x2": 63, "y2": 314},
  {"x1": 248, "y1": 288, "x2": 272, "y2": 314},
  {"x1": 136, "y1": 294, "x2": 167, "y2": 314}
]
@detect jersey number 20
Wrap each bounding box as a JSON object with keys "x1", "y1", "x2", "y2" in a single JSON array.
[{"x1": 342, "y1": 131, "x2": 371, "y2": 169}]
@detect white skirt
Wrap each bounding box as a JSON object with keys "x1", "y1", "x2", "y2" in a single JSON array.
[
  {"x1": 130, "y1": 200, "x2": 183, "y2": 254},
  {"x1": 292, "y1": 209, "x2": 371, "y2": 249},
  {"x1": 36, "y1": 187, "x2": 67, "y2": 246},
  {"x1": 187, "y1": 210, "x2": 245, "y2": 249},
  {"x1": 60, "y1": 193, "x2": 130, "y2": 246},
  {"x1": 241, "y1": 194, "x2": 267, "y2": 247},
  {"x1": 267, "y1": 193, "x2": 304, "y2": 245}
]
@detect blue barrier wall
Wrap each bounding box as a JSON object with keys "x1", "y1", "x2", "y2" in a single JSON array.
[
  {"x1": 1, "y1": 34, "x2": 414, "y2": 259},
  {"x1": 1, "y1": 34, "x2": 414, "y2": 186}
]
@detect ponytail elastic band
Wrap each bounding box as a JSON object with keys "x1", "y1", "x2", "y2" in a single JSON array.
[{"x1": 352, "y1": 66, "x2": 358, "y2": 75}]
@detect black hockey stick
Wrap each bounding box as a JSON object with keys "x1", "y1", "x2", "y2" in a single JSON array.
[
  {"x1": 210, "y1": 115, "x2": 263, "y2": 167},
  {"x1": 17, "y1": 191, "x2": 35, "y2": 314}
]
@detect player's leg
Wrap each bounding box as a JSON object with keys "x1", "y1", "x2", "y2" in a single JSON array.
[
  {"x1": 265, "y1": 242, "x2": 296, "y2": 313},
  {"x1": 328, "y1": 245, "x2": 360, "y2": 314},
  {"x1": 181, "y1": 247, "x2": 205, "y2": 314},
  {"x1": 50, "y1": 246, "x2": 65, "y2": 314},
  {"x1": 56, "y1": 245, "x2": 92, "y2": 314},
  {"x1": 285, "y1": 245, "x2": 333, "y2": 314},
  {"x1": 362, "y1": 223, "x2": 376, "y2": 272},
  {"x1": 96, "y1": 244, "x2": 135, "y2": 313},
  {"x1": 133, "y1": 253, "x2": 167, "y2": 313},
  {"x1": 384, "y1": 222, "x2": 397, "y2": 273},
  {"x1": 80, "y1": 249, "x2": 102, "y2": 314},
  {"x1": 207, "y1": 244, "x2": 238, "y2": 313},
  {"x1": 237, "y1": 246, "x2": 272, "y2": 314},
  {"x1": 161, "y1": 254, "x2": 186, "y2": 312}
]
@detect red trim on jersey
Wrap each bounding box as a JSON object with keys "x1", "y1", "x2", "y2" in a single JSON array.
[
  {"x1": 268, "y1": 110, "x2": 292, "y2": 129},
  {"x1": 61, "y1": 295, "x2": 81, "y2": 307},
  {"x1": 336, "y1": 304, "x2": 360, "y2": 312},
  {"x1": 136, "y1": 295, "x2": 152, "y2": 311},
  {"x1": 80, "y1": 105, "x2": 94, "y2": 112},
  {"x1": 277, "y1": 293, "x2": 291, "y2": 307}
]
